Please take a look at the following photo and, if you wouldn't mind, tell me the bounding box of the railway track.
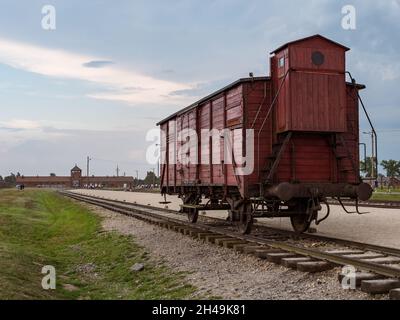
[61,191,400,298]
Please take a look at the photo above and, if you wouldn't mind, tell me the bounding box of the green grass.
[371,191,400,202]
[0,189,197,300]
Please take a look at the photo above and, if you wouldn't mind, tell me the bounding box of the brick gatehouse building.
[16,165,134,189]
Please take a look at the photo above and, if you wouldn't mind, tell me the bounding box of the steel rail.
[70,190,400,208]
[63,191,400,278]
[62,191,400,258]
[61,191,400,279]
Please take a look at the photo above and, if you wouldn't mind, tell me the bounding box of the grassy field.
[371,191,400,202]
[0,189,197,300]
[370,187,400,202]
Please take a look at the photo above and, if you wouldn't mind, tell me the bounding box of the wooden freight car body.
[158,35,374,234]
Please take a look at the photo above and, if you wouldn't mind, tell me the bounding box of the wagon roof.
[157,74,364,126]
[270,34,350,54]
[157,76,270,125]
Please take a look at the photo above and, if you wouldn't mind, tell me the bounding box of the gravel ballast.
[86,203,382,300]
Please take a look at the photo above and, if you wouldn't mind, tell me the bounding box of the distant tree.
[16,172,21,177]
[0,176,3,181]
[143,171,160,186]
[50,173,56,177]
[381,160,400,178]
[360,156,376,177]
[4,173,16,184]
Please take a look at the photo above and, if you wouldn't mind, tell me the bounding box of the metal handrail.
[346,71,378,180]
[256,69,290,177]
[257,69,290,137]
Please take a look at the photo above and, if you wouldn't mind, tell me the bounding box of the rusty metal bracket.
[315,200,330,225]
[337,197,356,214]
[337,197,369,215]
[159,193,171,205]
[355,198,369,215]
[338,134,361,184]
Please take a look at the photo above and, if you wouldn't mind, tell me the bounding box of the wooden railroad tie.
[242,246,268,254]
[390,288,400,300]
[338,272,383,288]
[265,252,298,264]
[281,257,313,269]
[361,279,400,294]
[197,233,215,240]
[222,240,249,249]
[297,261,334,273]
[214,237,237,246]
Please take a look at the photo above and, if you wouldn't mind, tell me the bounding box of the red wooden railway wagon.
[158,35,375,234]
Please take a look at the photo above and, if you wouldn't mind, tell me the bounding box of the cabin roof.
[270,34,350,54]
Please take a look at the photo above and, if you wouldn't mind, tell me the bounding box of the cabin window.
[312,51,325,66]
[278,57,285,68]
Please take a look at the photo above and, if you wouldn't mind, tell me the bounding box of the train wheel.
[290,215,311,233]
[237,202,253,235]
[289,199,317,233]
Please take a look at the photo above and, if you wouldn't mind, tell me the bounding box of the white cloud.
[0,37,196,105]
[0,118,150,155]
[0,125,54,153]
[0,119,41,130]
[0,119,89,154]
[352,50,400,82]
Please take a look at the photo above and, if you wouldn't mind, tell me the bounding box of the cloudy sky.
[0,0,399,178]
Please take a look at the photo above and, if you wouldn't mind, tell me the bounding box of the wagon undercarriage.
[171,181,373,234]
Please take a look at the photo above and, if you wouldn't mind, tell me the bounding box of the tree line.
[0,172,20,185]
[360,157,400,178]
[135,171,161,187]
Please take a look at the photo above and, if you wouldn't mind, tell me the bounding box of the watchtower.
[70,164,82,188]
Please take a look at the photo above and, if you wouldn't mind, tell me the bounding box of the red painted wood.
[160,36,363,197]
[273,36,347,133]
